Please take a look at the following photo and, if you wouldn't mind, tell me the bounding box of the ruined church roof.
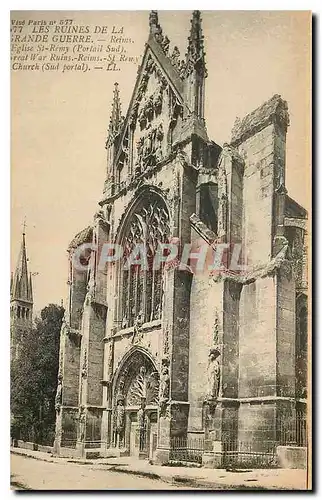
[231,94,290,146]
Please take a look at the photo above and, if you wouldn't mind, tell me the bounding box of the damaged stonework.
[54,11,308,469]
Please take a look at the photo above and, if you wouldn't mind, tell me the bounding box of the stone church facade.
[54,11,308,465]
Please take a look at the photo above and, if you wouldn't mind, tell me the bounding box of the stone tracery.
[120,193,170,329]
[114,350,159,409]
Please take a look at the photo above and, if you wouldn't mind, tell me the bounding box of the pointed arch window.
[118,194,170,329]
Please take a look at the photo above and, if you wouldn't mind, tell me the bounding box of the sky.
[11,10,311,314]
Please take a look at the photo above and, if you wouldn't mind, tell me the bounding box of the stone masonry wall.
[62,334,81,407]
[188,271,224,431]
[86,304,106,406]
[276,269,296,397]
[239,276,277,398]
[222,280,241,399]
[70,266,87,331]
[239,124,275,267]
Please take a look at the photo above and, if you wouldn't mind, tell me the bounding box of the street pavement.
[10,448,309,490]
[11,454,195,490]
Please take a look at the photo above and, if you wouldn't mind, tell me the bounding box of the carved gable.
[115,48,184,183]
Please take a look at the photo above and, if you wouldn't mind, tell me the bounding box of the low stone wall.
[16,440,36,451]
[15,440,52,453]
[276,446,307,469]
[38,444,53,453]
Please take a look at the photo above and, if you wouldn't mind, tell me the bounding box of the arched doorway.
[112,348,159,458]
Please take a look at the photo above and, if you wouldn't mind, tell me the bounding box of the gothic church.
[54,11,308,465]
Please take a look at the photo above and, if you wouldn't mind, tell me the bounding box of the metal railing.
[168,414,307,468]
[278,414,307,447]
[169,436,205,464]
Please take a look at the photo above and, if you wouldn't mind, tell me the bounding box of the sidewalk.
[10,447,308,490]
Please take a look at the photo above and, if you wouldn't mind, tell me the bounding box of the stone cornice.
[284,217,308,231]
[219,396,304,404]
[100,154,175,206]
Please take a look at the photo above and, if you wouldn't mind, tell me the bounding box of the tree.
[11,304,64,444]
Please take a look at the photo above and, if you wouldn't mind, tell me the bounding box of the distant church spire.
[186,10,207,77]
[107,82,123,142]
[11,226,33,360]
[11,229,33,303]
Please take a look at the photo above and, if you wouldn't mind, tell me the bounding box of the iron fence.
[169,436,204,464]
[61,428,77,448]
[85,415,102,449]
[221,440,277,468]
[278,414,307,447]
[168,414,307,468]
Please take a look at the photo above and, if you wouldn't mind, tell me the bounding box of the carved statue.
[154,124,164,163]
[207,347,221,400]
[161,35,170,55]
[144,129,154,158]
[132,309,144,344]
[153,87,163,115]
[136,137,144,165]
[114,397,125,447]
[138,104,147,130]
[55,374,63,413]
[154,301,161,320]
[156,123,164,142]
[179,59,186,78]
[137,398,147,452]
[122,316,128,329]
[159,362,170,415]
[171,46,180,69]
[155,31,163,44]
[78,405,86,442]
[145,96,154,122]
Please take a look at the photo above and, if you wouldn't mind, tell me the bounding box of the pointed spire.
[12,229,32,303]
[185,10,207,76]
[28,272,33,302]
[107,82,123,142]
